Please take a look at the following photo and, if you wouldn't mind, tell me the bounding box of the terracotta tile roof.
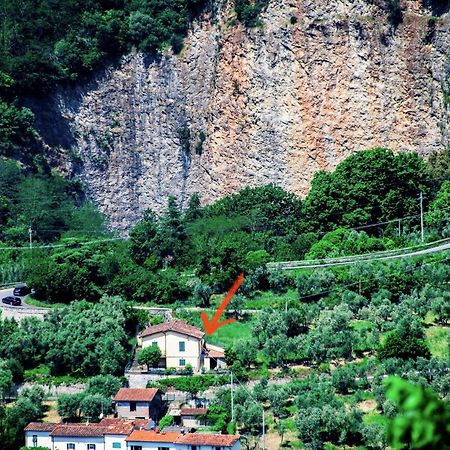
[50,424,106,437]
[139,320,204,339]
[180,408,208,415]
[208,349,225,358]
[97,418,135,435]
[126,430,180,442]
[176,433,240,447]
[113,387,159,402]
[205,343,225,358]
[25,422,59,432]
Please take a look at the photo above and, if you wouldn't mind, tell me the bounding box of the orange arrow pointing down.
[200,273,245,335]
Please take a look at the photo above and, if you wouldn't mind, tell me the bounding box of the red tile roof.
[139,320,204,339]
[50,424,106,437]
[180,408,208,415]
[25,422,59,432]
[113,388,159,402]
[208,349,225,358]
[97,418,135,435]
[176,433,240,446]
[126,430,180,442]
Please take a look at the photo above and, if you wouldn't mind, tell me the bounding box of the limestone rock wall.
[50,0,450,231]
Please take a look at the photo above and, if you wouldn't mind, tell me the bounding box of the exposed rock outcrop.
[43,0,449,231]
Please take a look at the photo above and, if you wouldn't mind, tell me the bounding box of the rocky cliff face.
[44,0,450,231]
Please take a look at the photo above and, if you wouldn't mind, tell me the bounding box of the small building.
[138,320,226,372]
[113,388,163,420]
[180,408,208,428]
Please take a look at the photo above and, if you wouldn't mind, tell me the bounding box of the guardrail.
[267,237,450,270]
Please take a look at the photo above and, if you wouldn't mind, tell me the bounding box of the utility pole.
[398,219,401,237]
[230,370,234,423]
[28,227,32,249]
[262,409,266,450]
[419,192,424,242]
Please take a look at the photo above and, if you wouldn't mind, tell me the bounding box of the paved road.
[0,287,49,320]
[271,240,450,270]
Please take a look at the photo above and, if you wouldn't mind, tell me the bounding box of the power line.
[0,237,123,251]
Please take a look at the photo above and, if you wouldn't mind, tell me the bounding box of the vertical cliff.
[45,0,449,231]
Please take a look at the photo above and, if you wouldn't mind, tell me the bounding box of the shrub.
[137,346,162,370]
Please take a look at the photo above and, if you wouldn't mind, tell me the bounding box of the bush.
[378,332,431,361]
[137,346,162,370]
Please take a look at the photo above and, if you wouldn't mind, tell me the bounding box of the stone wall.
[40,0,449,231]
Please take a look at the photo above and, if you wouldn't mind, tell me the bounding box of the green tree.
[137,346,162,370]
[385,376,450,449]
[57,393,84,420]
[307,304,358,363]
[129,210,160,266]
[0,363,13,401]
[426,180,450,233]
[192,279,212,307]
[80,394,111,421]
[302,148,429,232]
[86,375,123,398]
[158,414,174,429]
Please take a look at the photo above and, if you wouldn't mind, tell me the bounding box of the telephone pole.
[230,370,234,423]
[262,409,266,450]
[419,192,424,242]
[28,227,32,249]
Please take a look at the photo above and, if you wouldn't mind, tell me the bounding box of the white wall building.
[24,420,241,450]
[138,321,226,372]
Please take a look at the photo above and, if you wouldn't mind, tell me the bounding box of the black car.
[2,296,22,306]
[13,283,31,296]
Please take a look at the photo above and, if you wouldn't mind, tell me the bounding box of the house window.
[87,445,96,450]
[179,359,186,366]
[179,341,185,352]
[32,435,37,446]
[158,447,170,450]
[190,446,197,450]
[112,444,122,449]
[131,446,142,450]
[215,447,222,450]
[67,445,75,450]
[130,401,137,411]
[152,341,158,347]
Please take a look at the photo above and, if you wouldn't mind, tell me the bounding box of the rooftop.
[50,424,106,438]
[180,407,208,416]
[25,422,59,432]
[139,320,204,339]
[113,387,159,402]
[176,433,240,447]
[126,430,181,443]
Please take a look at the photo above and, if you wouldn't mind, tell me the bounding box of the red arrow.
[200,273,245,335]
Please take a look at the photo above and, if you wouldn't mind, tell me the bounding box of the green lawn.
[426,325,449,359]
[205,319,253,348]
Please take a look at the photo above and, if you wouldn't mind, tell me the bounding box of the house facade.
[138,321,226,372]
[113,388,163,420]
[24,419,241,450]
[24,419,134,450]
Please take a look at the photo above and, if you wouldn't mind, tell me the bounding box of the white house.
[126,429,241,450]
[24,419,241,450]
[24,419,134,450]
[138,321,226,372]
[24,423,55,449]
